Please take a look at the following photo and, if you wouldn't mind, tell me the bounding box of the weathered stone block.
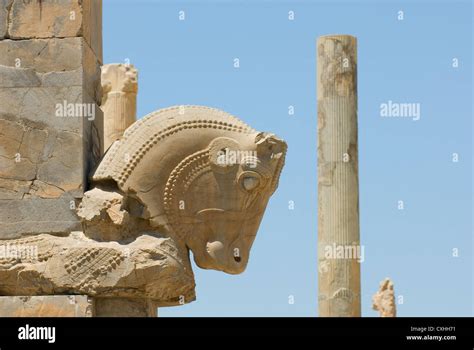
[0,178,32,199]
[94,298,158,317]
[1,86,90,132]
[0,37,82,72]
[0,295,93,317]
[0,98,102,234]
[0,197,81,238]
[0,0,13,39]
[4,0,102,61]
[0,37,104,204]
[0,37,101,102]
[0,66,42,87]
[81,0,102,62]
[0,88,102,200]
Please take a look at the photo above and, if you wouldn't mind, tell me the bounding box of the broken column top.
[101,64,138,95]
[101,63,138,150]
[372,278,397,317]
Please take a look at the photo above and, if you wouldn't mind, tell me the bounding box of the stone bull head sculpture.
[0,106,286,307]
[92,105,287,274]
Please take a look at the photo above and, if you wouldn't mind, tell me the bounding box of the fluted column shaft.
[317,35,360,317]
[101,63,138,151]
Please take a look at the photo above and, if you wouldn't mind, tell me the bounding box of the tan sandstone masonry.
[317,35,361,317]
[0,295,158,317]
[101,63,138,151]
[0,295,93,317]
[0,0,103,238]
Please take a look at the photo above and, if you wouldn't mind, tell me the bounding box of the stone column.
[101,63,138,151]
[317,35,361,317]
[0,0,103,238]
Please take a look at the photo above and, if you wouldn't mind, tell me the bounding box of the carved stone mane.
[95,105,256,186]
[93,105,282,228]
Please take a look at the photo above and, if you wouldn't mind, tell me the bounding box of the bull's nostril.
[234,256,241,263]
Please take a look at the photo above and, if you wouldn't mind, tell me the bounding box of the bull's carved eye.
[243,176,259,191]
[239,172,262,192]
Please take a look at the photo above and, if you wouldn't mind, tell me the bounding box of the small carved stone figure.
[372,278,396,317]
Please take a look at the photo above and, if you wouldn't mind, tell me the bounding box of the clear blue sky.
[103,0,473,316]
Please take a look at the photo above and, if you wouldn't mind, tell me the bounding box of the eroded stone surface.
[0,38,101,100]
[0,231,196,304]
[94,297,158,317]
[0,197,81,238]
[0,295,93,317]
[0,0,13,39]
[8,0,82,39]
[0,109,85,200]
[4,0,102,60]
[0,37,102,203]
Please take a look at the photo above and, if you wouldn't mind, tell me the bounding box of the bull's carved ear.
[255,132,287,159]
[209,137,241,173]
